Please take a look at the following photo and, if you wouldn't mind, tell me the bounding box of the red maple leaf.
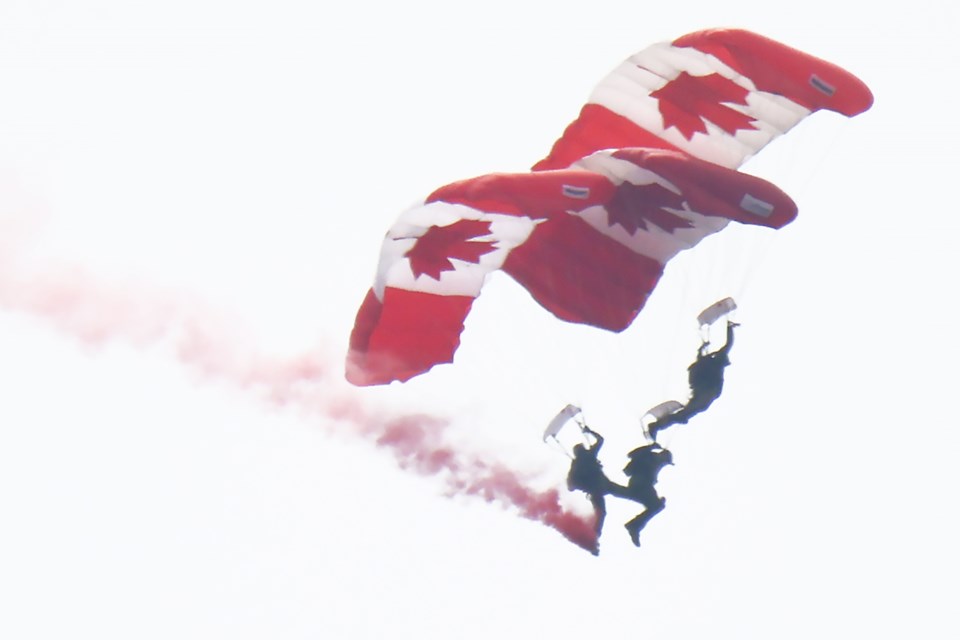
[405,219,498,280]
[605,182,694,235]
[649,71,757,140]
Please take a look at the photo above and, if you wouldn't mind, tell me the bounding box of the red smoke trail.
[0,247,598,553]
[356,411,598,553]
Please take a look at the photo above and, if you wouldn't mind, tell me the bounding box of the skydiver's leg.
[590,494,607,535]
[701,385,725,410]
[604,480,634,502]
[649,408,690,436]
[677,397,707,420]
[624,495,666,547]
[626,497,665,532]
[591,478,636,535]
[623,482,659,509]
[668,387,722,425]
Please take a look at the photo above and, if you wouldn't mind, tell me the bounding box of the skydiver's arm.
[715,321,736,356]
[582,426,604,451]
[593,432,604,451]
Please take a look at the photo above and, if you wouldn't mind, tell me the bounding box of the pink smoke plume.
[0,247,599,553]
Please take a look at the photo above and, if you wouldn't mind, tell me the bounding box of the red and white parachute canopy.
[533,28,873,171]
[346,28,873,386]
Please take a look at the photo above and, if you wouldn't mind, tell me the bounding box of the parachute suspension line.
[786,116,854,200]
[651,307,688,411]
[574,411,586,431]
[697,297,737,348]
[722,228,775,320]
[698,322,711,346]
[654,234,737,404]
[733,119,857,312]
[649,255,698,401]
[542,404,582,459]
[545,435,575,460]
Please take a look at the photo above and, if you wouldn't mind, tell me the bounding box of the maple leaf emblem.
[404,219,498,280]
[648,71,757,140]
[605,182,694,235]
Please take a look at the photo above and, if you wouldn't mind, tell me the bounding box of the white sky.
[1,2,958,638]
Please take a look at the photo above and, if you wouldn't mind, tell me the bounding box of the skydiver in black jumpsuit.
[566,426,631,536]
[567,426,673,546]
[648,320,739,437]
[621,443,673,546]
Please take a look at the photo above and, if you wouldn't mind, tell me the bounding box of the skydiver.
[566,425,632,537]
[648,320,739,437]
[621,443,673,546]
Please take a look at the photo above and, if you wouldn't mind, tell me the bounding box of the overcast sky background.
[1,2,957,638]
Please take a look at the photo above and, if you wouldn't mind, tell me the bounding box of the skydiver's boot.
[648,417,673,438]
[647,420,661,439]
[624,497,666,547]
[649,413,680,437]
